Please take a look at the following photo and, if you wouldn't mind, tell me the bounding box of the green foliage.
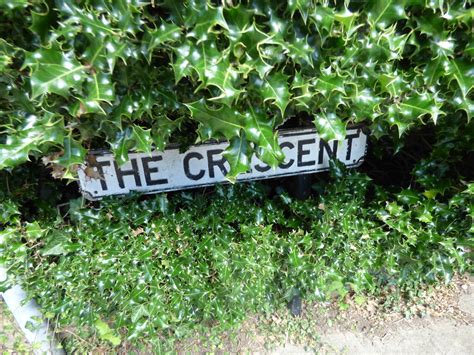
[1,164,471,350]
[1,1,472,179]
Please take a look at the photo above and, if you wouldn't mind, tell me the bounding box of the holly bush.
[1,165,471,351]
[1,0,472,179]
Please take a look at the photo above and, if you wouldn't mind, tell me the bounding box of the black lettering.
[183,152,205,180]
[207,149,228,178]
[297,139,316,167]
[96,160,110,191]
[254,162,271,172]
[114,158,142,189]
[142,156,168,185]
[318,139,338,164]
[279,141,295,169]
[345,130,360,161]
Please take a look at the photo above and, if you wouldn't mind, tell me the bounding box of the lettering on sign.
[78,126,368,200]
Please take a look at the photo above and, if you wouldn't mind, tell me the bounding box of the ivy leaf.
[223,135,252,182]
[244,106,284,169]
[131,125,153,154]
[26,47,86,99]
[367,0,407,29]
[185,99,245,141]
[313,112,346,141]
[261,73,291,116]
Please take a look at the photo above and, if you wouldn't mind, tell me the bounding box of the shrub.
[1,165,471,350]
[0,1,472,179]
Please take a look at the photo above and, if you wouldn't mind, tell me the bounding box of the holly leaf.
[142,22,181,62]
[0,113,64,169]
[109,127,133,165]
[288,0,312,23]
[314,70,346,97]
[185,2,228,43]
[313,112,346,141]
[232,23,274,78]
[223,135,252,182]
[55,135,86,177]
[378,73,410,97]
[367,0,407,29]
[291,71,314,110]
[387,92,444,135]
[310,4,336,36]
[416,11,444,37]
[26,47,86,99]
[151,116,182,151]
[399,93,443,124]
[423,56,445,87]
[76,73,115,115]
[185,41,242,105]
[245,105,284,168]
[29,9,56,44]
[41,236,69,256]
[261,73,291,116]
[282,33,314,67]
[81,36,128,72]
[185,99,245,141]
[445,59,474,99]
[350,88,382,122]
[131,125,153,154]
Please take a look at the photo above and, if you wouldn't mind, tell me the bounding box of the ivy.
[0,1,472,179]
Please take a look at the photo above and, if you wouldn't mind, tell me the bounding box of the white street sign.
[78,126,368,200]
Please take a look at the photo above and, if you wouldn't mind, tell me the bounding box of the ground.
[1,275,473,353]
[270,275,474,354]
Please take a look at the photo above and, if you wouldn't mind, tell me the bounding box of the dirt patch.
[269,274,474,354]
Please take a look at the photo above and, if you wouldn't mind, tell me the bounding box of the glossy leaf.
[26,47,86,99]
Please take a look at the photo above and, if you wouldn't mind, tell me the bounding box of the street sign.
[78,126,368,200]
